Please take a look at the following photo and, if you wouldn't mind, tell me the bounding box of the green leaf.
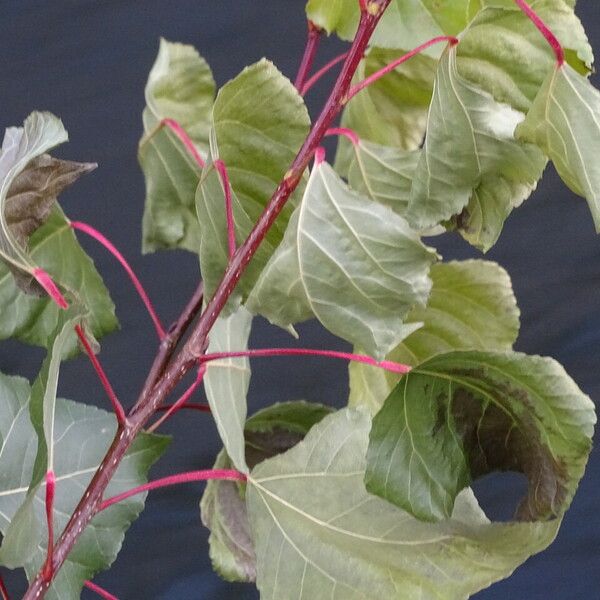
[197,59,310,305]
[139,38,216,253]
[349,260,520,413]
[336,47,436,176]
[247,407,562,600]
[0,372,169,598]
[346,140,419,215]
[366,350,595,523]
[458,1,593,114]
[204,306,253,474]
[406,46,546,237]
[247,161,437,359]
[306,0,472,48]
[516,63,600,232]
[201,401,333,583]
[0,207,118,353]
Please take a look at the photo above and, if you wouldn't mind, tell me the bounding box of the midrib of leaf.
[249,478,454,547]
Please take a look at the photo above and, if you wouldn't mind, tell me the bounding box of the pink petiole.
[213,160,237,260]
[301,52,350,96]
[41,471,56,582]
[71,221,166,340]
[84,581,120,600]
[159,118,205,169]
[514,0,564,65]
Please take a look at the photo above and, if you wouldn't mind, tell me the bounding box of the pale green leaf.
[247,407,562,600]
[139,38,216,253]
[516,63,600,232]
[197,59,310,305]
[366,351,595,522]
[0,372,169,598]
[247,162,437,359]
[201,401,333,583]
[349,260,520,414]
[0,207,118,353]
[346,140,419,214]
[306,0,472,48]
[204,306,253,473]
[458,1,593,114]
[407,45,546,233]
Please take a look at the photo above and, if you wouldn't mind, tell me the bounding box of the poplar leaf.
[516,63,600,232]
[459,1,593,114]
[204,306,253,474]
[247,162,437,360]
[247,407,563,600]
[0,372,169,598]
[335,47,436,177]
[201,401,333,583]
[197,59,310,305]
[349,260,520,414]
[366,351,595,523]
[139,38,216,253]
[306,0,472,49]
[407,46,546,233]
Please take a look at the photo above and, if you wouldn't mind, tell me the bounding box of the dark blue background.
[1,1,599,598]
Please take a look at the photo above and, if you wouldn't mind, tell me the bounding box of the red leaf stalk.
[148,364,208,433]
[159,118,206,169]
[325,127,360,146]
[200,347,411,375]
[84,581,120,600]
[99,470,247,511]
[294,20,323,91]
[42,471,56,582]
[213,160,237,260]
[346,36,459,102]
[514,0,564,65]
[0,573,9,600]
[32,268,68,309]
[70,221,165,340]
[301,51,350,95]
[74,325,127,426]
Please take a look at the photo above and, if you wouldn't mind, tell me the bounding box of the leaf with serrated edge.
[204,306,253,474]
[0,207,118,353]
[201,401,333,583]
[247,407,562,600]
[407,45,546,232]
[366,350,595,523]
[247,161,437,359]
[139,38,216,253]
[349,260,520,414]
[516,63,600,232]
[0,372,169,598]
[197,59,310,306]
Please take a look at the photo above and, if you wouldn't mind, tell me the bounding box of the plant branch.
[294,20,323,91]
[345,36,458,102]
[514,0,564,65]
[99,470,246,511]
[70,221,165,340]
[23,5,392,597]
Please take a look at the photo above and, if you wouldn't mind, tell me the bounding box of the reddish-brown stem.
[74,325,127,426]
[346,36,458,102]
[200,348,410,374]
[159,118,205,169]
[155,402,211,414]
[514,0,564,65]
[84,581,119,600]
[33,268,68,309]
[0,573,9,600]
[23,5,391,597]
[359,0,368,12]
[301,51,350,95]
[314,147,327,165]
[42,471,56,582]
[213,160,237,260]
[294,20,323,91]
[100,470,246,511]
[325,127,360,146]
[147,364,207,433]
[70,221,165,340]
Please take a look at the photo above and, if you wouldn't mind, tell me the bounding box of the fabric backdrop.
[1,2,599,598]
